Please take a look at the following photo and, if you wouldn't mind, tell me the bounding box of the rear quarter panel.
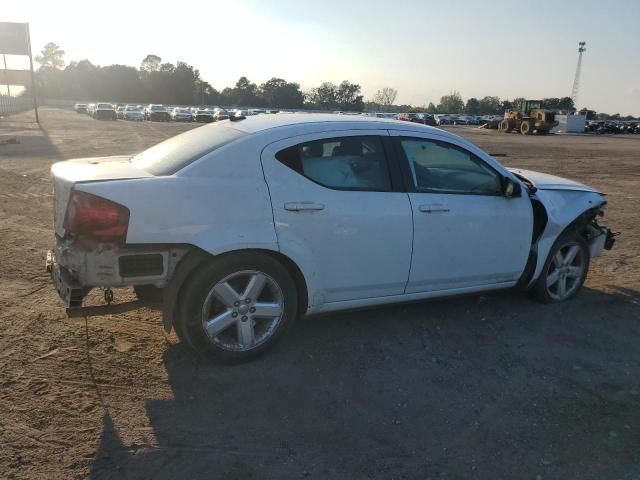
[75,138,279,254]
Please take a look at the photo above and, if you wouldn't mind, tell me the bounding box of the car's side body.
[123,105,145,121]
[194,109,214,122]
[145,104,171,122]
[48,115,612,331]
[93,103,117,121]
[172,108,193,122]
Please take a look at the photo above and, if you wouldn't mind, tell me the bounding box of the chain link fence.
[0,92,34,116]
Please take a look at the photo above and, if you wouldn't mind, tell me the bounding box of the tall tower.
[571,42,587,109]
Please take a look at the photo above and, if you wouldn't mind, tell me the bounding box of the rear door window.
[275,136,392,192]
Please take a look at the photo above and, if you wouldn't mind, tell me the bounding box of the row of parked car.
[584,120,640,134]
[74,103,265,122]
[74,102,510,128]
[360,112,502,126]
[391,112,503,126]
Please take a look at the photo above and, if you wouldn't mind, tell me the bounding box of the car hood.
[509,168,599,193]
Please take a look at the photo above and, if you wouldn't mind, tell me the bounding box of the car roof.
[225,113,443,135]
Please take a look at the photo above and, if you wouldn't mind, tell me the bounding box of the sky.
[4,0,640,114]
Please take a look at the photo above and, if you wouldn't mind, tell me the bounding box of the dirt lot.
[1,108,639,479]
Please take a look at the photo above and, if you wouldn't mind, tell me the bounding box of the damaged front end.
[575,204,617,257]
[510,168,617,287]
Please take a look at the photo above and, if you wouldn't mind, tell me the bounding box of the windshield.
[151,105,165,111]
[97,103,112,109]
[126,106,140,111]
[132,124,247,175]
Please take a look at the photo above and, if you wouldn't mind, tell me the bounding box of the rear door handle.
[419,204,450,213]
[284,202,325,212]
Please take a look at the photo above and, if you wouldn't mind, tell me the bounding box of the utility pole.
[2,54,10,97]
[570,42,586,109]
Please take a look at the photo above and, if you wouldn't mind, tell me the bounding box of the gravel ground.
[1,108,639,480]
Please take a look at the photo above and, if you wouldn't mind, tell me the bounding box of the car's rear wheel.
[532,231,590,303]
[178,252,297,362]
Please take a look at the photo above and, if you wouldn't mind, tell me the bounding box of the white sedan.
[47,115,615,362]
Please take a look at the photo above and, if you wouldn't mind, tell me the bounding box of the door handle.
[419,204,450,213]
[284,202,325,212]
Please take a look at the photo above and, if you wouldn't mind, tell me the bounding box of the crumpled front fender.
[529,189,606,286]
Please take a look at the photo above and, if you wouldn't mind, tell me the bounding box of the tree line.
[33,43,363,110]
[31,42,634,119]
[368,90,576,115]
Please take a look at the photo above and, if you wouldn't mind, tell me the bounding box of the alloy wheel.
[545,241,585,300]
[200,270,284,351]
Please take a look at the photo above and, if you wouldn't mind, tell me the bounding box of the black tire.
[520,121,533,135]
[498,119,512,133]
[531,231,590,303]
[134,284,164,303]
[177,252,298,363]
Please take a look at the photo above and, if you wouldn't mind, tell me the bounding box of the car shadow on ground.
[89,287,640,479]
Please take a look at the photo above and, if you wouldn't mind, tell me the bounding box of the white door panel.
[261,131,413,306]
[407,192,532,292]
[387,130,533,293]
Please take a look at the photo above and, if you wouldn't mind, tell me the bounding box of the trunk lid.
[51,155,152,236]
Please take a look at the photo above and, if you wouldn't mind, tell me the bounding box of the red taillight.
[63,190,130,241]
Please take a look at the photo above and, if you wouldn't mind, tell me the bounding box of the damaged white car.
[47,114,615,361]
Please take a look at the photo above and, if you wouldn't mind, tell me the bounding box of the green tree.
[373,87,398,112]
[500,99,513,113]
[511,97,526,111]
[227,76,261,106]
[557,97,575,111]
[97,64,144,102]
[195,79,220,105]
[437,91,464,114]
[62,60,99,99]
[35,42,65,69]
[426,102,437,113]
[336,80,364,111]
[306,82,338,109]
[140,54,162,73]
[477,96,501,114]
[465,97,480,115]
[579,108,598,120]
[259,78,304,108]
[541,97,560,110]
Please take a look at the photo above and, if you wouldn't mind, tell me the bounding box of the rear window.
[132,124,246,175]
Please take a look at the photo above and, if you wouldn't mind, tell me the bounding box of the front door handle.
[284,202,325,212]
[419,204,450,213]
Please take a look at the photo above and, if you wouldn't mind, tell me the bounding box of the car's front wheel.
[532,231,590,303]
[178,252,298,362]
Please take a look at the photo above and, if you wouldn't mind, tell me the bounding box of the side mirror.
[502,177,521,198]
